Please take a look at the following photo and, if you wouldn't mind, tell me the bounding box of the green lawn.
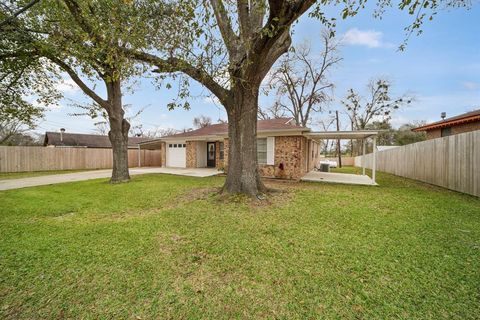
[0,169,94,180]
[1,170,479,319]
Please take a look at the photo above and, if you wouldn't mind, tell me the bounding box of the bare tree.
[1,121,28,145]
[342,78,412,130]
[193,115,212,129]
[258,102,287,120]
[139,127,179,138]
[266,33,342,127]
[317,114,336,155]
[0,124,39,145]
[342,78,412,155]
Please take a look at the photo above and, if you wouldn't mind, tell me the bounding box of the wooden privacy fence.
[354,130,480,197]
[0,146,162,173]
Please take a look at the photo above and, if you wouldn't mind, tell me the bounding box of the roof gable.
[160,118,308,140]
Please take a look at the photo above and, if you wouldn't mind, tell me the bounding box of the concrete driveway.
[0,167,220,191]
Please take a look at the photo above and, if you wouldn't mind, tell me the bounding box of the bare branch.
[48,56,107,108]
[124,49,230,106]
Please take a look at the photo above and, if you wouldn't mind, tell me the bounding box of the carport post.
[362,139,366,175]
[137,145,141,167]
[372,137,377,184]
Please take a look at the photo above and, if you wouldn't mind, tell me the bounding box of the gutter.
[412,115,480,132]
[138,127,310,145]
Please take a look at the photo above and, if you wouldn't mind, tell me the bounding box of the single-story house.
[412,109,480,140]
[44,130,151,149]
[139,118,322,179]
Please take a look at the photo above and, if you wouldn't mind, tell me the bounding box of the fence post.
[372,137,376,184]
[137,145,141,167]
[362,139,366,175]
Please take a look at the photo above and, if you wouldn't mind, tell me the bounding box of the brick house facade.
[143,118,322,180]
[181,136,318,180]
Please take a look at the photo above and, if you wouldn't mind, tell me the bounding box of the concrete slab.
[0,167,220,191]
[301,171,377,186]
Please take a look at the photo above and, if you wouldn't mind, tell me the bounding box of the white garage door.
[166,142,186,167]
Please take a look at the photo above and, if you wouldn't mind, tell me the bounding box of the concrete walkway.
[301,171,377,186]
[0,167,220,191]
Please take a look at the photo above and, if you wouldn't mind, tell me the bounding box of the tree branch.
[62,0,103,44]
[209,0,239,56]
[0,0,40,29]
[237,0,251,40]
[48,56,107,108]
[124,49,230,106]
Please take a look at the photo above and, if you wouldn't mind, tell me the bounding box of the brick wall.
[257,136,308,180]
[221,138,229,170]
[426,120,480,140]
[186,141,197,168]
[452,121,480,134]
[188,136,310,179]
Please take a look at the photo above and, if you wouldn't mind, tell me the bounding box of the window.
[441,127,452,137]
[169,144,172,148]
[257,138,267,164]
[219,142,224,160]
[183,144,186,148]
[174,144,177,148]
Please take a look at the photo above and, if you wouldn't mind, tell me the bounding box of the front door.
[207,142,216,167]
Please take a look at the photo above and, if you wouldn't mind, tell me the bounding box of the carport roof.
[304,130,380,140]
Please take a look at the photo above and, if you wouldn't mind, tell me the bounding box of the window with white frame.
[219,142,224,160]
[257,138,267,164]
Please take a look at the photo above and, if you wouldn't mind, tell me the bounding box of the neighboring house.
[377,146,400,152]
[139,118,322,179]
[43,131,150,149]
[412,109,480,140]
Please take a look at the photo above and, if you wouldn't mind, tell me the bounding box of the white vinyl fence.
[354,130,480,197]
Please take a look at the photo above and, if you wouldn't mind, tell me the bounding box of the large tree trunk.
[223,85,266,196]
[106,80,131,183]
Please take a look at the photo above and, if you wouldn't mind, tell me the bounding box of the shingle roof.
[44,132,150,148]
[412,109,480,131]
[159,118,307,139]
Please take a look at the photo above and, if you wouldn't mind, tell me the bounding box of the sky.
[35,3,480,135]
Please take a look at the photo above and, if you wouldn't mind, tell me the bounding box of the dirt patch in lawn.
[207,179,297,210]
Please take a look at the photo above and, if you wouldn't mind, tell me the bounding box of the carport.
[301,130,379,186]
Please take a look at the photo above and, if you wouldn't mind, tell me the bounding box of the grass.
[1,168,479,319]
[331,166,370,175]
[0,169,95,180]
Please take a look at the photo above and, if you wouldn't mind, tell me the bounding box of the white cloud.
[342,28,389,48]
[461,81,480,90]
[24,95,63,111]
[57,78,80,93]
[203,95,220,105]
[390,115,411,128]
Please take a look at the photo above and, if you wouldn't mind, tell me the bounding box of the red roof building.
[412,109,480,140]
